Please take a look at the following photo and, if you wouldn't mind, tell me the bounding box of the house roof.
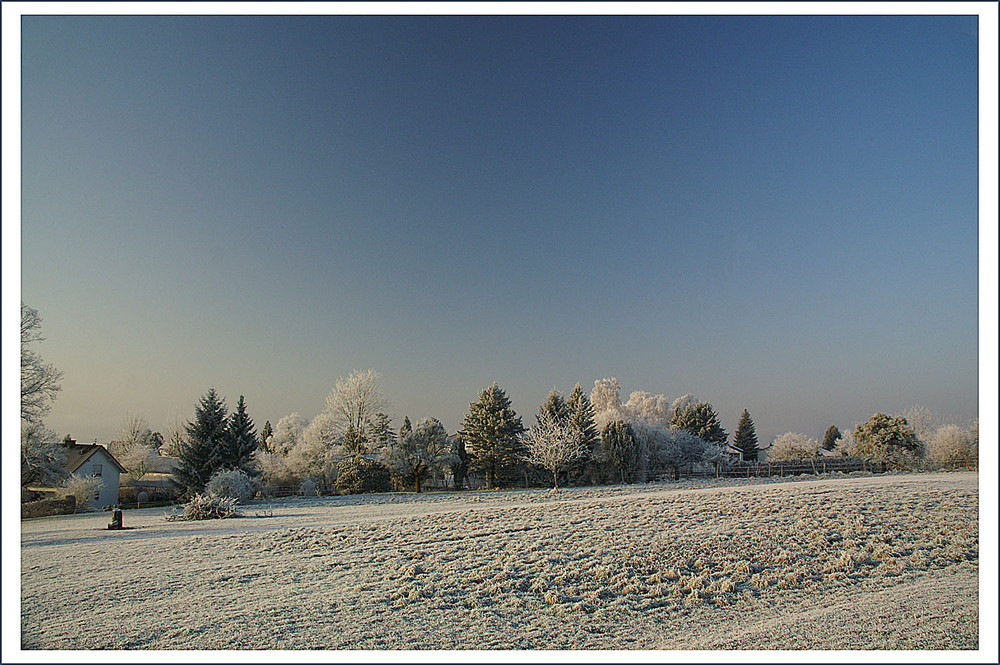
[61,443,127,475]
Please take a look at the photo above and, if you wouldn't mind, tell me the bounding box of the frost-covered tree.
[335,455,391,494]
[367,412,396,456]
[832,429,858,457]
[643,425,707,480]
[590,378,627,429]
[382,417,454,492]
[459,382,525,490]
[110,413,158,481]
[566,383,599,483]
[323,368,388,442]
[525,411,588,490]
[927,423,978,469]
[670,394,697,421]
[218,396,258,476]
[171,388,228,497]
[768,432,819,461]
[399,415,412,439]
[538,389,569,424]
[119,444,158,483]
[600,420,640,484]
[162,415,186,458]
[821,425,842,452]
[670,401,728,448]
[21,303,63,425]
[341,422,365,456]
[623,391,672,427]
[854,413,922,468]
[900,405,942,446]
[732,409,758,462]
[21,421,66,487]
[58,474,104,512]
[269,413,308,456]
[259,420,273,453]
[286,414,339,488]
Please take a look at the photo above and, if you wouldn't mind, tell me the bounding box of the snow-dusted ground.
[21,471,978,650]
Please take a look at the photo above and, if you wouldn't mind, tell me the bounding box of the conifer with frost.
[171,388,228,497]
[670,401,728,448]
[821,424,842,452]
[600,420,640,484]
[459,382,525,490]
[733,409,758,462]
[217,395,258,476]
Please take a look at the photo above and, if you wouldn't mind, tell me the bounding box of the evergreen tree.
[822,424,842,451]
[537,389,569,424]
[341,421,365,456]
[566,383,599,483]
[670,401,728,448]
[449,436,469,489]
[399,416,412,440]
[218,395,258,476]
[171,388,228,497]
[600,420,639,484]
[260,420,273,453]
[368,412,396,455]
[733,409,758,462]
[459,382,525,490]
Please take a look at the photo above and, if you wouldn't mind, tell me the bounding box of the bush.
[166,494,241,521]
[927,424,977,469]
[205,468,255,504]
[298,477,318,496]
[768,433,819,461]
[336,456,392,494]
[58,474,104,511]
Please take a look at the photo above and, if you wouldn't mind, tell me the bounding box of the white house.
[62,442,127,509]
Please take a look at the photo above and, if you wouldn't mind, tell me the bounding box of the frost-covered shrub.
[205,468,255,503]
[298,477,318,496]
[927,424,978,469]
[166,493,241,521]
[768,432,818,461]
[58,474,104,511]
[336,455,391,494]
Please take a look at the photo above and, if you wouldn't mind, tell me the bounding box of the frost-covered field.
[21,471,978,650]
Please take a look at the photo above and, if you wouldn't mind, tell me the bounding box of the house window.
[92,463,102,477]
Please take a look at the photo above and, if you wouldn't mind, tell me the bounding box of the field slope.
[20,471,978,650]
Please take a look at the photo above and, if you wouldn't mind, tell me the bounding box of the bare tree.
[21,421,66,487]
[324,369,388,440]
[21,303,63,425]
[162,415,186,458]
[524,412,587,490]
[109,413,158,482]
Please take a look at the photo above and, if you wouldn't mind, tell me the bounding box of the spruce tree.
[260,420,273,453]
[670,401,728,448]
[341,421,364,456]
[566,383,599,482]
[733,409,758,462]
[171,388,228,497]
[368,412,396,455]
[822,425,842,451]
[218,395,258,476]
[537,389,569,424]
[459,382,525,490]
[600,420,639,484]
[399,416,412,439]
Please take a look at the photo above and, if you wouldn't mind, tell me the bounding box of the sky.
[9,10,992,448]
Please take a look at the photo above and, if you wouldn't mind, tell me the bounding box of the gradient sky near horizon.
[16,13,981,445]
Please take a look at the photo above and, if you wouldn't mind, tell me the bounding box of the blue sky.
[13,13,986,445]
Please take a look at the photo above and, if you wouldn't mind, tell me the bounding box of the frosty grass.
[21,471,978,649]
